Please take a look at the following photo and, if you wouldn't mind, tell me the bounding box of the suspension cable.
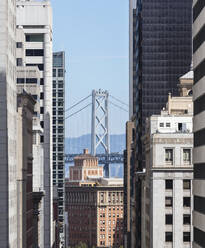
[110,95,129,107]
[110,101,128,113]
[65,103,92,120]
[65,94,91,112]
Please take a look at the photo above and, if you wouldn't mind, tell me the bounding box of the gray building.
[0,0,17,246]
[53,51,66,235]
[16,1,54,246]
[192,1,205,247]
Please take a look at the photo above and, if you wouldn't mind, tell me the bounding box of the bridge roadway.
[65,153,124,164]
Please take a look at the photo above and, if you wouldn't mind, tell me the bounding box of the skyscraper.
[53,51,65,236]
[127,0,192,246]
[16,1,54,246]
[0,0,17,246]
[192,1,205,247]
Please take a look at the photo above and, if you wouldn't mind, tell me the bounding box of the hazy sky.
[51,0,129,137]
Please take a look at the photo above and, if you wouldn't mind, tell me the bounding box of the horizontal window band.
[193,24,205,53]
[194,163,205,179]
[194,227,205,247]
[193,0,205,22]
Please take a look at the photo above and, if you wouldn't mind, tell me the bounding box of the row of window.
[165,214,190,225]
[165,148,191,163]
[165,232,190,242]
[165,197,191,208]
[165,179,191,190]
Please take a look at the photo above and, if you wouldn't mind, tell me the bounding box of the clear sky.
[51,0,129,137]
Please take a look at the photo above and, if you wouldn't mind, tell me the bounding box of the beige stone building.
[66,150,124,247]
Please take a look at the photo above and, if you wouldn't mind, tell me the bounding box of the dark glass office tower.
[53,51,66,238]
[127,0,192,247]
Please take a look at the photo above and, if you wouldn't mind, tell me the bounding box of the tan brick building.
[65,150,124,247]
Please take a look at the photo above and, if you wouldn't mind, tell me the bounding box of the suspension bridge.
[65,89,128,177]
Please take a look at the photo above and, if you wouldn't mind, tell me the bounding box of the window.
[16,42,22,48]
[183,180,191,190]
[40,107,44,114]
[165,197,173,207]
[183,197,191,207]
[165,232,173,242]
[160,122,164,127]
[25,34,44,42]
[53,69,56,77]
[166,123,171,127]
[17,78,24,84]
[183,232,190,242]
[26,49,44,56]
[16,58,23,66]
[165,149,173,163]
[183,214,191,225]
[40,92,44,100]
[58,69,64,77]
[165,214,173,225]
[40,121,44,128]
[40,78,44,85]
[26,78,37,84]
[183,149,191,163]
[165,180,173,190]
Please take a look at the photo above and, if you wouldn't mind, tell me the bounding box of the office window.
[40,107,44,114]
[165,149,173,163]
[165,232,173,242]
[26,78,37,84]
[183,214,191,225]
[166,123,171,127]
[165,180,173,190]
[183,180,191,190]
[58,69,63,77]
[165,215,173,225]
[17,78,24,84]
[16,42,22,48]
[183,197,191,207]
[40,78,44,85]
[25,34,44,42]
[165,197,173,207]
[183,232,190,242]
[26,49,44,56]
[160,122,164,127]
[183,149,191,163]
[16,58,23,66]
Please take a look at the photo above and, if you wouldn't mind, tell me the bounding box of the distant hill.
[65,134,125,154]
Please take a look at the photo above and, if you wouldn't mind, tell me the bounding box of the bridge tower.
[91,89,110,177]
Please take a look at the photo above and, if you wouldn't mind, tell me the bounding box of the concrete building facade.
[16,1,54,246]
[143,114,193,248]
[192,1,205,247]
[0,0,17,246]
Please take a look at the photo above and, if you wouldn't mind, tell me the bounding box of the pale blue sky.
[51,0,129,137]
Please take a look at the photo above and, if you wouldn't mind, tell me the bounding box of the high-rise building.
[192,1,205,247]
[52,51,65,234]
[16,26,45,247]
[0,0,17,246]
[142,74,194,247]
[127,0,193,246]
[16,1,54,246]
[65,150,123,247]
